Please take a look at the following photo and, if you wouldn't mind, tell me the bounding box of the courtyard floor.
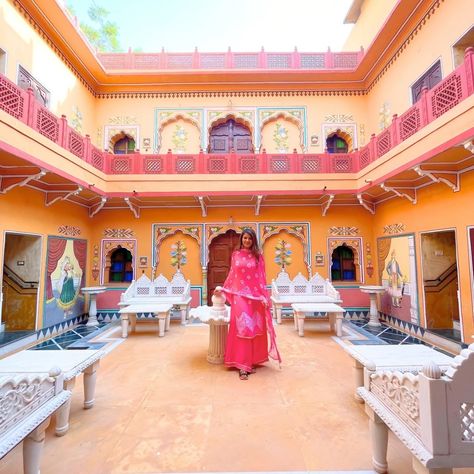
[0,319,471,474]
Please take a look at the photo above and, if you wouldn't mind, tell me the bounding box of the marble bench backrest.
[365,343,474,460]
[121,272,190,303]
[271,271,340,301]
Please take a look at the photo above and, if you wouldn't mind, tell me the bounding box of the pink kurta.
[222,249,281,372]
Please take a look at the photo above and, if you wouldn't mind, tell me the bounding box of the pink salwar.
[222,249,281,372]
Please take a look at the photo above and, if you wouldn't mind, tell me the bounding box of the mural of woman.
[56,256,78,317]
[386,250,403,307]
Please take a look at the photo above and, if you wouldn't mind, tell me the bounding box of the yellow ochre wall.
[0,0,97,138]
[343,0,398,52]
[372,170,474,339]
[363,0,474,136]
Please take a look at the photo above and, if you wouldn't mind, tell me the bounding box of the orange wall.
[373,170,474,340]
[0,185,92,328]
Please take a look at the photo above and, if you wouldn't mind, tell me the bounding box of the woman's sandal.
[239,370,249,380]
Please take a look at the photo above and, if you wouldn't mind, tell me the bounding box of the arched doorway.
[208,119,253,153]
[331,245,356,281]
[207,230,240,303]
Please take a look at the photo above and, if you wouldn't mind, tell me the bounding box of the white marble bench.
[118,303,173,338]
[0,349,103,436]
[341,344,453,403]
[292,302,344,337]
[119,273,191,325]
[271,271,341,324]
[357,343,474,474]
[0,368,70,474]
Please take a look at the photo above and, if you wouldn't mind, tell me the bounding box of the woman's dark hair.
[239,228,261,260]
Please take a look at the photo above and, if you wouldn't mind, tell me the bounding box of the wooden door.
[209,119,253,153]
[207,230,240,303]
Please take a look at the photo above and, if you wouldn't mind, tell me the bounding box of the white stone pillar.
[408,235,419,324]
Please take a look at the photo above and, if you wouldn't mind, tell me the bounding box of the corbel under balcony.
[198,196,207,217]
[124,197,140,218]
[89,197,107,218]
[380,183,417,204]
[322,194,335,217]
[45,186,83,206]
[255,195,264,216]
[356,193,375,214]
[0,170,47,194]
[413,166,460,192]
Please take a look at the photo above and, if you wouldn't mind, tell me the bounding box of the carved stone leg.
[23,418,50,474]
[55,378,76,436]
[158,316,166,337]
[165,311,171,331]
[412,458,452,474]
[367,408,388,474]
[328,312,335,332]
[296,313,305,337]
[83,362,99,409]
[276,306,282,324]
[335,312,343,337]
[353,359,364,403]
[130,313,137,333]
[180,306,187,325]
[121,314,129,338]
[293,310,298,330]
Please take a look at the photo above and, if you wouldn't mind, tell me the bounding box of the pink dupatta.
[222,249,281,365]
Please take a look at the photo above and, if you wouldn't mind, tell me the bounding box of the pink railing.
[0,49,472,176]
[97,49,364,71]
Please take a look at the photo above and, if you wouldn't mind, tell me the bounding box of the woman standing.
[214,228,281,380]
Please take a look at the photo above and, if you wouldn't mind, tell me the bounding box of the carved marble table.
[0,349,102,436]
[81,286,106,327]
[118,303,173,338]
[189,293,230,364]
[291,302,344,337]
[359,285,385,327]
[341,344,453,402]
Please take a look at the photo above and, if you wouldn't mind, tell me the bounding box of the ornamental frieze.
[103,228,135,239]
[58,225,81,237]
[328,226,359,236]
[384,223,406,234]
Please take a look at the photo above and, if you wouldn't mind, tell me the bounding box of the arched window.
[114,136,135,154]
[326,134,348,153]
[331,245,355,281]
[109,247,133,282]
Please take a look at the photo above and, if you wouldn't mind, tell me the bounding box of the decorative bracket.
[45,186,83,207]
[414,166,459,192]
[322,194,334,216]
[356,193,375,214]
[124,197,140,218]
[0,170,47,194]
[198,196,207,217]
[255,195,263,216]
[380,183,417,204]
[89,197,107,218]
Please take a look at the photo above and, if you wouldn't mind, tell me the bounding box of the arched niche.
[158,114,201,154]
[260,112,304,153]
[101,239,137,285]
[207,113,254,153]
[322,125,356,152]
[328,237,363,283]
[105,125,139,152]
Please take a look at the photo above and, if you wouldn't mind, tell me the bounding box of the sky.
[66,0,355,53]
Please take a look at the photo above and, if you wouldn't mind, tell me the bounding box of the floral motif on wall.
[384,223,406,235]
[172,125,188,153]
[71,106,83,133]
[273,122,289,152]
[274,239,292,271]
[329,226,359,236]
[58,225,81,237]
[379,102,391,130]
[170,241,187,271]
[92,244,99,281]
[366,242,374,278]
[103,228,135,238]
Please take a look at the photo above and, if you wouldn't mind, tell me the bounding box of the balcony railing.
[97,49,364,71]
[0,49,472,176]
